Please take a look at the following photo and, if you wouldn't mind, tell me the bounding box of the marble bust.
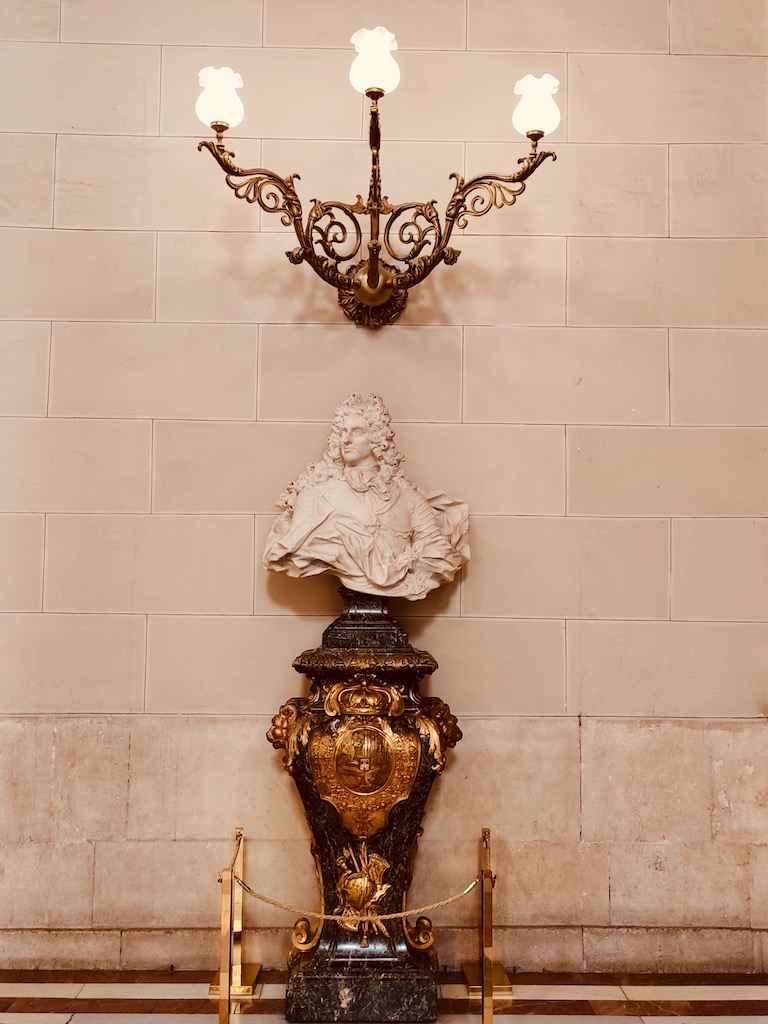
[263,394,469,600]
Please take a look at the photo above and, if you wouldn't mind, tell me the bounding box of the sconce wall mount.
[197,30,559,328]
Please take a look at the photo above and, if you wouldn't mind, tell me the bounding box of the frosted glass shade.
[512,73,561,136]
[349,26,401,94]
[196,66,245,128]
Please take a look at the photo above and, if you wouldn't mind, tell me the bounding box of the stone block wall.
[1,0,768,971]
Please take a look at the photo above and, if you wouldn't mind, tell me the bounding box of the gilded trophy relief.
[334,843,391,947]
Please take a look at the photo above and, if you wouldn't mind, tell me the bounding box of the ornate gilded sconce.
[196,27,559,327]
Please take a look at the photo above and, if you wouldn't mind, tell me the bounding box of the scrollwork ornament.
[307,201,363,264]
[383,201,442,264]
[290,915,322,954]
[404,914,435,952]
[302,250,354,291]
[226,172,304,227]
[390,250,453,292]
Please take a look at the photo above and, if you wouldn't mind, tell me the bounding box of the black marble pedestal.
[286,958,437,1022]
[267,588,462,1023]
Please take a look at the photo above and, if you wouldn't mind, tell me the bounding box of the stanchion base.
[461,962,513,1001]
[209,963,262,997]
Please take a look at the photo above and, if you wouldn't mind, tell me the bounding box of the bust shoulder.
[396,478,427,506]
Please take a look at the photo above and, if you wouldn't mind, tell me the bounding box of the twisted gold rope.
[234,873,479,924]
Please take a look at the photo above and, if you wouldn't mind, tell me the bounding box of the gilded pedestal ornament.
[264,395,469,1022]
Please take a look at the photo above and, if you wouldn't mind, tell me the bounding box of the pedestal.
[267,588,462,1022]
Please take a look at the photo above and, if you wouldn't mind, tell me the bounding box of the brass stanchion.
[210,828,261,1021]
[462,829,512,1019]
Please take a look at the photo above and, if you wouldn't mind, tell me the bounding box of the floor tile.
[0,1016,74,1023]
[433,1017,483,1024]
[624,986,768,1001]
[642,1018,768,1023]
[234,1018,285,1024]
[256,984,285,999]
[496,1019,644,1024]
[0,986,82,999]
[512,984,627,1000]
[4,971,768,1021]
[76,984,213,1000]
[439,984,469,998]
[0,971,212,985]
[70,1017,219,1024]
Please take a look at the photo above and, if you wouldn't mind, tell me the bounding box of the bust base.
[321,586,410,649]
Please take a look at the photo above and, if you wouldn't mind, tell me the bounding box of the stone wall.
[1,0,768,971]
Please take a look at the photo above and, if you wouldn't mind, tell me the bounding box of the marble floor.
[2,970,768,1021]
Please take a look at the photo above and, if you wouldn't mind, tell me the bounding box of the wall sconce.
[197,28,559,328]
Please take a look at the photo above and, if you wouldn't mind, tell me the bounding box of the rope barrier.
[233,872,480,925]
[227,829,243,871]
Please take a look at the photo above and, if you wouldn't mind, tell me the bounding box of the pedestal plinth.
[267,588,461,1023]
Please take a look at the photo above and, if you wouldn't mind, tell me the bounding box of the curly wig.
[276,394,408,510]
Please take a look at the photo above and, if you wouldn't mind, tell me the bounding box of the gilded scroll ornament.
[291,915,322,954]
[404,914,435,952]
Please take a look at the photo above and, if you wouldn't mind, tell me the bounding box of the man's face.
[340,413,376,468]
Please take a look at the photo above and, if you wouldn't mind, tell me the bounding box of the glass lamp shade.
[512,73,561,136]
[349,26,400,94]
[196,66,245,128]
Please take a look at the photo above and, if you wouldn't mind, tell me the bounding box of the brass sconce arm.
[197,137,361,293]
[445,140,557,233]
[197,138,309,251]
[385,136,557,296]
